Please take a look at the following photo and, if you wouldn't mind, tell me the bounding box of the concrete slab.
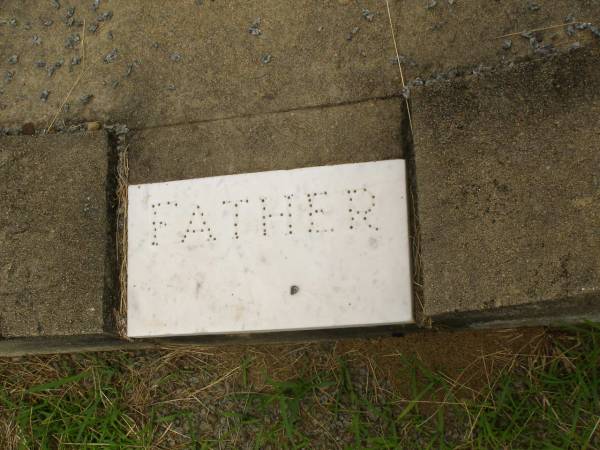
[129,98,405,184]
[0,132,116,337]
[412,47,600,326]
[1,0,598,129]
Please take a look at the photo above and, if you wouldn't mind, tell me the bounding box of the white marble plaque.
[127,160,413,337]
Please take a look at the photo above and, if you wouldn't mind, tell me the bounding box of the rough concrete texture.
[129,97,405,183]
[412,47,600,323]
[0,0,598,129]
[0,132,115,337]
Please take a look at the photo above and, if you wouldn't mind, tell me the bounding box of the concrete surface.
[412,47,600,325]
[0,132,116,337]
[129,98,405,183]
[1,0,598,129]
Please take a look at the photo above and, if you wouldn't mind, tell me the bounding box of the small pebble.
[97,11,113,21]
[51,0,60,9]
[8,55,18,65]
[362,9,375,22]
[565,25,576,37]
[290,285,299,295]
[401,86,410,99]
[24,22,32,30]
[346,26,359,41]
[87,121,101,131]
[32,35,42,45]
[47,60,63,77]
[4,71,14,83]
[66,6,75,18]
[8,18,17,27]
[527,1,540,11]
[40,90,50,102]
[111,79,119,88]
[248,17,261,35]
[426,0,437,9]
[65,33,81,49]
[170,52,182,62]
[79,94,93,104]
[576,22,591,30]
[502,39,512,50]
[126,62,134,76]
[91,0,100,11]
[104,48,118,63]
[260,53,271,64]
[152,42,160,48]
[35,60,47,68]
[569,41,581,50]
[88,23,98,33]
[565,14,575,23]
[107,30,113,40]
[166,84,176,91]
[41,18,53,27]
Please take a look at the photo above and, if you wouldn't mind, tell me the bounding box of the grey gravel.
[248,17,261,36]
[47,60,64,77]
[88,23,98,33]
[260,53,272,64]
[576,22,591,31]
[591,26,600,39]
[401,86,410,99]
[166,84,176,91]
[40,90,50,101]
[32,35,42,45]
[362,9,375,22]
[346,26,359,41]
[170,52,182,62]
[97,11,113,22]
[79,94,93,104]
[104,48,118,63]
[65,33,81,49]
[502,39,512,50]
[8,55,18,65]
[4,71,14,83]
[66,6,75,18]
[566,25,576,37]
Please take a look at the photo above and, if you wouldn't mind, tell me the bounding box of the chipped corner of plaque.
[110,124,130,339]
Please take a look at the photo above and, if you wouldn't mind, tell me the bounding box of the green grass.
[1,324,599,448]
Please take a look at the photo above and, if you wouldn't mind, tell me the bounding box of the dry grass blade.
[494,21,583,39]
[384,0,414,134]
[46,19,87,133]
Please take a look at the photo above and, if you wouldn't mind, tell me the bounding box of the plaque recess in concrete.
[127,160,413,337]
